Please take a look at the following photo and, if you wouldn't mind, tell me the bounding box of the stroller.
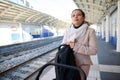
[35,44,86,80]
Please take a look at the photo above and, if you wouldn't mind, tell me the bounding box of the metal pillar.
[117,0,120,52]
[105,14,110,42]
[101,20,105,39]
[18,23,23,42]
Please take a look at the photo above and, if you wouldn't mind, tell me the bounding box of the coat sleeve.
[61,29,68,44]
[73,29,98,55]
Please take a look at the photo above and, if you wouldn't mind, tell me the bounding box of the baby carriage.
[35,44,86,80]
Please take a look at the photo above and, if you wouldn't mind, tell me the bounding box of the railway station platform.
[0,0,120,80]
[39,36,120,80]
[0,36,120,80]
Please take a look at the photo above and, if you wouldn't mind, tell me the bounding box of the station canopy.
[0,0,68,29]
[73,0,118,24]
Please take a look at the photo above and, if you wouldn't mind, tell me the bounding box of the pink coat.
[62,27,98,66]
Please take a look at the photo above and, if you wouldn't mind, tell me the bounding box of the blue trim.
[32,35,41,38]
[109,36,116,46]
[32,27,54,38]
[109,32,117,47]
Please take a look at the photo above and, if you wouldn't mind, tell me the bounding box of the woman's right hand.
[69,41,75,49]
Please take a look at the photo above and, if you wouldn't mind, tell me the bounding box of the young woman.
[62,9,98,78]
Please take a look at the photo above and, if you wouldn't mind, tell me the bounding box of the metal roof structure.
[0,0,68,29]
[73,0,118,24]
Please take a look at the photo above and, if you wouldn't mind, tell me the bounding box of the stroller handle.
[35,62,86,80]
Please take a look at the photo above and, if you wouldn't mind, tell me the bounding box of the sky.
[27,0,78,22]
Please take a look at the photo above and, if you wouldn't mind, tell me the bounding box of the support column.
[100,24,102,37]
[41,24,44,37]
[18,23,23,42]
[105,14,110,42]
[97,24,101,36]
[96,24,100,36]
[117,0,120,52]
[101,20,105,39]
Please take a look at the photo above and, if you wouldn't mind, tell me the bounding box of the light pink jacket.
[62,27,98,66]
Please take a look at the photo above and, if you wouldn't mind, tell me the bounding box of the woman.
[62,9,98,78]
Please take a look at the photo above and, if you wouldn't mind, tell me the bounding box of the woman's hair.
[84,21,90,26]
[71,9,85,18]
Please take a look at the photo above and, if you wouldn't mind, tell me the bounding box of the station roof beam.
[73,0,118,24]
[0,0,69,28]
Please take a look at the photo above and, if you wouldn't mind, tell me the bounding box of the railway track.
[0,49,58,80]
[0,36,62,56]
[0,37,62,80]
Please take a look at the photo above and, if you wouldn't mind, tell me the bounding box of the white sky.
[27,0,77,21]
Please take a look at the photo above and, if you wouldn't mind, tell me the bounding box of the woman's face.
[71,10,85,26]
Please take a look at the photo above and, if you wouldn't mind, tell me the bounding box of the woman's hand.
[69,41,75,48]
